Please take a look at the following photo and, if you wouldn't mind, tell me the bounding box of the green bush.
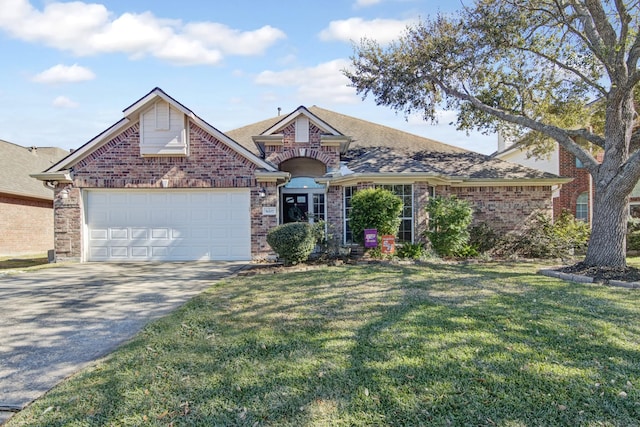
[349,188,403,244]
[628,217,640,233]
[628,231,640,251]
[266,222,317,265]
[494,211,590,259]
[468,222,500,254]
[424,196,473,257]
[396,242,425,259]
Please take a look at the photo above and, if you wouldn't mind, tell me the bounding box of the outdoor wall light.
[258,187,267,198]
[59,189,69,199]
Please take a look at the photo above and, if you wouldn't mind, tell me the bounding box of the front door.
[283,194,309,223]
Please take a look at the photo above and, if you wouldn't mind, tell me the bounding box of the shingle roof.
[0,140,69,200]
[226,105,468,156]
[226,105,562,181]
[345,147,559,179]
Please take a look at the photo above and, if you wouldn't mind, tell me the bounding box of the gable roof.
[226,105,468,156]
[228,105,567,184]
[0,140,68,200]
[39,87,277,177]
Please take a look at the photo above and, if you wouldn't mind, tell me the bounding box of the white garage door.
[86,189,251,261]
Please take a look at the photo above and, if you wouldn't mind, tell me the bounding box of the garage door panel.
[131,247,149,258]
[90,229,108,240]
[110,247,129,258]
[87,190,250,261]
[131,228,148,240]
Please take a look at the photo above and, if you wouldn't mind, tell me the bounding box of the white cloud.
[255,59,358,104]
[318,17,414,44]
[0,0,285,65]
[32,64,96,84]
[185,23,285,56]
[354,0,383,7]
[52,96,79,108]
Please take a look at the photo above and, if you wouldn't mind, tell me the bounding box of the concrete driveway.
[0,261,247,424]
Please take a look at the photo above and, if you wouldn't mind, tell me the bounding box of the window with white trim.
[576,192,589,221]
[343,184,414,244]
[376,184,413,242]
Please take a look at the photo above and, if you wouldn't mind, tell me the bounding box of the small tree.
[425,196,473,257]
[349,188,403,244]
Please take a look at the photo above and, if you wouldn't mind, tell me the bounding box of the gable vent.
[295,116,309,143]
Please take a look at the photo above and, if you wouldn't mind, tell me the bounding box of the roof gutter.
[316,172,462,186]
[450,177,573,187]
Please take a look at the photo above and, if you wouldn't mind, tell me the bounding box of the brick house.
[0,140,68,256]
[493,140,619,223]
[33,88,569,262]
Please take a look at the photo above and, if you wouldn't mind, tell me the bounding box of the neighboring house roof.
[228,105,566,183]
[0,139,68,200]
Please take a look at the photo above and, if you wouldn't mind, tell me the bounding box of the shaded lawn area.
[0,255,49,271]
[7,262,640,426]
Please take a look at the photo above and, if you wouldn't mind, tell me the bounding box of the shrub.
[349,188,403,244]
[468,222,500,254]
[266,222,317,265]
[424,196,473,257]
[396,242,425,259]
[494,211,590,259]
[628,231,640,251]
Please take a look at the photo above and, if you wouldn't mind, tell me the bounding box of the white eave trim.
[43,88,278,174]
[191,116,277,171]
[262,106,343,137]
[122,88,196,120]
[317,172,462,186]
[255,171,290,183]
[450,177,573,187]
[43,118,130,172]
[30,170,73,183]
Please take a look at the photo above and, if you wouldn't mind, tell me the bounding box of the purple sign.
[364,228,378,248]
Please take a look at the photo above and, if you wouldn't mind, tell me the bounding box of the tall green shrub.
[266,222,317,265]
[349,188,403,244]
[425,196,473,257]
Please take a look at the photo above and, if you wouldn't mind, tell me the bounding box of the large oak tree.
[346,0,640,268]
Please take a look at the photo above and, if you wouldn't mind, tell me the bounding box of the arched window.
[576,192,589,221]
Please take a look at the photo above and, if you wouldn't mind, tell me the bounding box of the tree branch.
[433,78,602,170]
[515,46,607,95]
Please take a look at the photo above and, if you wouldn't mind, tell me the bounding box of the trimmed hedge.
[266,222,317,265]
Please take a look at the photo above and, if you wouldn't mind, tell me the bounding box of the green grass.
[7,262,640,426]
[0,255,50,272]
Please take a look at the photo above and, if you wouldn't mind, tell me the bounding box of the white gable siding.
[497,143,560,176]
[140,100,188,156]
[295,116,309,143]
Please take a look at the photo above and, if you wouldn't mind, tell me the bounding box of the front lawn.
[7,262,640,426]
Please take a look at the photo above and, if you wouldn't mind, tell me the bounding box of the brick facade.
[264,122,340,170]
[0,195,54,256]
[53,121,268,262]
[45,91,560,262]
[442,185,554,233]
[555,145,593,220]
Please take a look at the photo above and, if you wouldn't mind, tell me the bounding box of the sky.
[0,0,498,155]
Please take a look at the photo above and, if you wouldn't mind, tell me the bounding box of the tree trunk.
[583,183,628,268]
